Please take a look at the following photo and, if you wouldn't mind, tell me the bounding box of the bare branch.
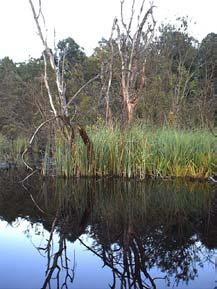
[66,74,100,107]
[120,0,135,41]
[43,52,58,116]
[103,18,118,126]
[29,0,46,48]
[112,0,155,125]
[22,116,59,170]
[136,5,155,46]
[29,0,68,117]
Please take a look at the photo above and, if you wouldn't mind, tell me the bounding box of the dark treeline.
[0,17,217,141]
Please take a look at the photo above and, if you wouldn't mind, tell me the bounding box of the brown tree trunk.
[122,90,138,127]
[77,125,95,173]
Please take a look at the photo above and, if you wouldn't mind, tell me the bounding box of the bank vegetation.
[0,0,216,179]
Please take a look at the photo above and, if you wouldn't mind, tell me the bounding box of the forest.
[0,0,216,178]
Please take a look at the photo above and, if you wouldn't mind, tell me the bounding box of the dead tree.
[104,0,156,126]
[100,19,117,128]
[24,0,98,171]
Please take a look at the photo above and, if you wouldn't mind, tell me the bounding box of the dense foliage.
[0,20,217,140]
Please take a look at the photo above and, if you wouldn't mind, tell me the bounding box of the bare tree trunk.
[101,19,117,128]
[121,83,139,126]
[105,0,155,128]
[26,0,97,172]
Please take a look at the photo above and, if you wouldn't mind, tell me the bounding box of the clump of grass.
[0,134,27,165]
[54,137,75,177]
[147,128,217,178]
[51,125,217,179]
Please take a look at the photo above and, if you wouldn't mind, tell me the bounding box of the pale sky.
[0,0,217,62]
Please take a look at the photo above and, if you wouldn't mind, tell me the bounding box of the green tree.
[141,18,199,127]
[197,33,217,126]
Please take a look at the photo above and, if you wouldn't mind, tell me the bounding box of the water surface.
[0,171,217,289]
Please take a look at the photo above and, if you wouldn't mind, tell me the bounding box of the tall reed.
[51,125,217,178]
[0,134,27,165]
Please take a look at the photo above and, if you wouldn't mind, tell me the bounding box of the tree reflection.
[0,174,216,289]
[34,180,94,289]
[37,212,75,289]
[78,221,202,289]
[78,226,162,289]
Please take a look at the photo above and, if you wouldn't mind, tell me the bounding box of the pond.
[0,171,217,289]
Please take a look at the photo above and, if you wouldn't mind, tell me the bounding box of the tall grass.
[51,125,217,178]
[0,134,27,165]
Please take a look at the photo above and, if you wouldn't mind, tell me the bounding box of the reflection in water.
[0,171,216,288]
[38,212,75,289]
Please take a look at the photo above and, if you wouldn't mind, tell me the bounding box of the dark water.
[0,172,217,289]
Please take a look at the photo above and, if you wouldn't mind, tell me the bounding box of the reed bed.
[0,134,27,165]
[52,126,217,179]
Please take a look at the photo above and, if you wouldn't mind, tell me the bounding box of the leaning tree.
[23,0,99,171]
